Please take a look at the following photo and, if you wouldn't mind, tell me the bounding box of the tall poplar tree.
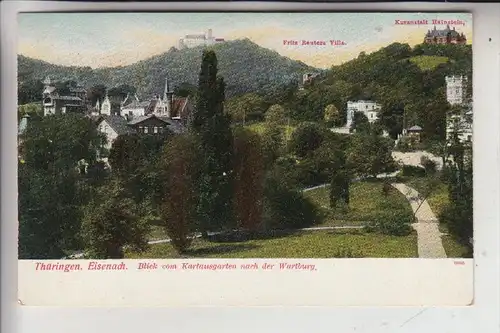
[191,50,234,236]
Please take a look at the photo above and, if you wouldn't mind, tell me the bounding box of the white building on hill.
[346,100,382,128]
[178,29,225,49]
[446,75,467,105]
[445,75,472,144]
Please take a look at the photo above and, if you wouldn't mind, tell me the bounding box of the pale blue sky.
[18,12,472,69]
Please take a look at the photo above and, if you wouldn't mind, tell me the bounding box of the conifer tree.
[191,50,234,236]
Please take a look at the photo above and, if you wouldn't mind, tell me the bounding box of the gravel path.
[392,151,443,170]
[391,183,447,258]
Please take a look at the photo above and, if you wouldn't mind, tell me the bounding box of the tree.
[260,125,286,169]
[18,164,85,259]
[324,104,340,126]
[378,95,405,139]
[265,104,288,126]
[289,122,326,158]
[18,102,43,121]
[20,114,103,171]
[225,93,267,124]
[81,179,149,259]
[108,84,137,101]
[108,134,146,177]
[174,82,197,98]
[262,167,322,230]
[157,134,200,253]
[439,139,473,254]
[18,79,44,105]
[87,84,107,106]
[191,50,235,236]
[232,129,265,232]
[330,170,350,208]
[18,114,104,259]
[347,133,396,178]
[350,111,370,134]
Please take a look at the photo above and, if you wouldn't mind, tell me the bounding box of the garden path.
[391,183,447,258]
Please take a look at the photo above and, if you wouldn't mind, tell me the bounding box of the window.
[144,127,148,134]
[139,126,143,133]
[154,126,158,134]
[158,127,163,133]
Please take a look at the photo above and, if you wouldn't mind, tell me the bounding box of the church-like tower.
[100,90,111,115]
[446,75,467,106]
[163,77,174,117]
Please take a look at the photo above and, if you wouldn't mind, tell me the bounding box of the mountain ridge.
[18,39,319,102]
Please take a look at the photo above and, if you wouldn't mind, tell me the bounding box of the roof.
[127,114,186,134]
[185,34,206,39]
[99,115,134,135]
[122,100,151,109]
[43,86,56,94]
[69,87,86,93]
[426,25,463,38]
[54,95,82,101]
[408,125,423,131]
[157,117,186,134]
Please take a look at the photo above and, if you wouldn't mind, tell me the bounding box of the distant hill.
[18,39,317,102]
[279,42,472,139]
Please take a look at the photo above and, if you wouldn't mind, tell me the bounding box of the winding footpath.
[391,183,447,258]
[67,169,446,259]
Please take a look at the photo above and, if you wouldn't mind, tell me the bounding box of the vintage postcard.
[17,12,473,306]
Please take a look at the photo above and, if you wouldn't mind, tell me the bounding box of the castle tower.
[164,77,174,117]
[446,75,467,106]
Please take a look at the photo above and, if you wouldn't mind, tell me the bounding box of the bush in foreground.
[365,211,414,236]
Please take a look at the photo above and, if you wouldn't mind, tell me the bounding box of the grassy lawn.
[126,229,418,259]
[409,55,449,71]
[403,176,449,217]
[303,181,413,227]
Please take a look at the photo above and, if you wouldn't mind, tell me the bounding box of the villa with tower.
[424,25,467,45]
[42,76,86,116]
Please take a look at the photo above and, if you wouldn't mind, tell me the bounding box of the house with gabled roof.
[42,76,86,116]
[96,115,135,150]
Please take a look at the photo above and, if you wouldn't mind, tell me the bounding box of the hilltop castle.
[178,29,225,50]
[424,25,467,45]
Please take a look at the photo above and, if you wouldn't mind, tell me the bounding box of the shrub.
[382,182,392,196]
[401,165,426,177]
[365,211,414,236]
[262,170,323,230]
[421,156,437,174]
